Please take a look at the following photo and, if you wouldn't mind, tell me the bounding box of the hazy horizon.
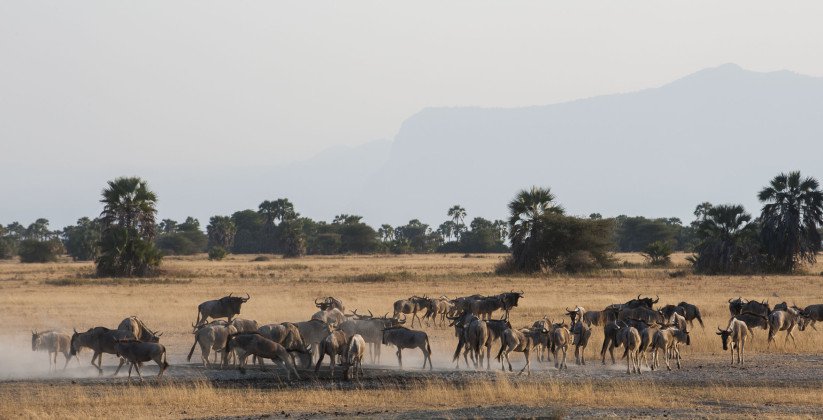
[3,1,823,229]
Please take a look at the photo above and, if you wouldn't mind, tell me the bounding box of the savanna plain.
[2,253,823,419]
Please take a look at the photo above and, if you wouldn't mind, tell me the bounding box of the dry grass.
[2,252,823,418]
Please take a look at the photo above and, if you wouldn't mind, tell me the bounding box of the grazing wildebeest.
[113,339,169,381]
[571,321,591,365]
[495,326,534,375]
[117,316,161,343]
[311,308,346,326]
[225,333,300,380]
[344,334,366,381]
[393,296,429,327]
[32,330,74,371]
[315,330,350,376]
[230,318,260,333]
[70,327,135,374]
[625,295,659,309]
[315,296,345,312]
[551,322,570,370]
[194,293,250,327]
[187,321,238,368]
[614,322,642,374]
[768,308,799,348]
[717,318,749,365]
[650,327,689,371]
[796,304,823,331]
[381,326,433,370]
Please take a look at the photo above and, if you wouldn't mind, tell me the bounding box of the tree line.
[2,171,820,277]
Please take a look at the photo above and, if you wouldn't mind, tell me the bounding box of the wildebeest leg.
[314,350,325,373]
[518,351,530,376]
[675,344,682,369]
[505,348,513,372]
[113,357,126,376]
[127,362,134,382]
[92,351,103,375]
[396,348,402,368]
[787,326,797,347]
[134,362,144,382]
[486,343,492,370]
[62,351,72,370]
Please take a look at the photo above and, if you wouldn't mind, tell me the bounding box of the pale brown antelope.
[650,327,690,371]
[768,308,799,348]
[315,330,350,377]
[32,330,75,371]
[343,334,366,381]
[495,326,534,375]
[717,318,749,365]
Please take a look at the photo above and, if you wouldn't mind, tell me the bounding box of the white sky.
[2,1,823,226]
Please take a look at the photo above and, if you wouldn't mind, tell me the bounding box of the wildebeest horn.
[566,307,574,313]
[229,292,233,297]
[156,332,163,337]
[399,314,407,323]
[728,298,733,303]
[315,297,322,306]
[244,293,250,301]
[73,328,78,334]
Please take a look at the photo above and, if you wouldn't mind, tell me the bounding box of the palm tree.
[100,177,158,239]
[507,186,564,271]
[378,224,395,242]
[447,205,467,241]
[96,177,161,277]
[690,204,760,274]
[207,216,236,250]
[758,171,823,272]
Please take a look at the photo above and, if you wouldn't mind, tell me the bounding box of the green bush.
[642,241,673,266]
[18,239,63,263]
[0,238,14,260]
[207,246,228,261]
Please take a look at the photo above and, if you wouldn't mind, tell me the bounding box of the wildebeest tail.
[162,346,170,369]
[696,310,704,328]
[187,335,198,362]
[452,335,465,362]
[495,342,505,361]
[426,336,432,357]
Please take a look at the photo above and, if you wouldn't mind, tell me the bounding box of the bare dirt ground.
[2,253,823,419]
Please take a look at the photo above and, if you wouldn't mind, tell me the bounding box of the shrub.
[18,239,63,263]
[642,241,672,266]
[208,246,228,261]
[0,238,14,260]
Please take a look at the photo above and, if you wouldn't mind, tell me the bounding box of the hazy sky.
[2,1,823,227]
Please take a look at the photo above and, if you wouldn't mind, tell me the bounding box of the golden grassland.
[2,253,823,418]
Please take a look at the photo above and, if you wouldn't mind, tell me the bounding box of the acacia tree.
[96,177,162,277]
[507,186,564,272]
[758,171,823,272]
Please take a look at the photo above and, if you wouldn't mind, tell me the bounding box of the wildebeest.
[464,316,491,369]
[613,322,642,374]
[497,291,524,319]
[294,319,335,363]
[113,339,169,381]
[449,311,481,368]
[530,318,552,363]
[618,306,663,325]
[393,296,430,327]
[735,312,770,338]
[470,296,506,320]
[565,306,585,325]
[600,321,622,365]
[311,308,346,326]
[583,305,620,327]
[225,333,300,380]
[728,297,745,317]
[625,295,659,309]
[571,321,591,365]
[194,293,250,327]
[315,296,345,312]
[796,304,823,331]
[70,327,135,374]
[650,327,689,371]
[315,330,349,376]
[495,326,534,375]
[344,334,366,381]
[32,330,74,371]
[257,322,311,368]
[339,311,404,364]
[551,322,570,370]
[729,298,770,318]
[381,326,432,370]
[230,318,260,333]
[117,316,161,343]
[423,296,453,327]
[674,302,704,328]
[717,318,749,365]
[187,320,238,368]
[768,308,799,347]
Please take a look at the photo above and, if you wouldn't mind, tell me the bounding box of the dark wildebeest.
[70,327,135,374]
[449,311,478,368]
[661,302,704,329]
[600,321,623,365]
[194,293,250,327]
[497,291,524,319]
[225,333,300,380]
[470,296,505,320]
[393,296,429,327]
[32,330,75,371]
[728,297,746,317]
[796,304,823,331]
[118,316,161,342]
[571,321,591,365]
[382,326,433,370]
[730,298,770,319]
[113,339,169,381]
[625,295,659,309]
[735,312,770,339]
[315,296,345,312]
[618,306,663,325]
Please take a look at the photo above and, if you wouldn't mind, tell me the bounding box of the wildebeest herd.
[29,292,823,381]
